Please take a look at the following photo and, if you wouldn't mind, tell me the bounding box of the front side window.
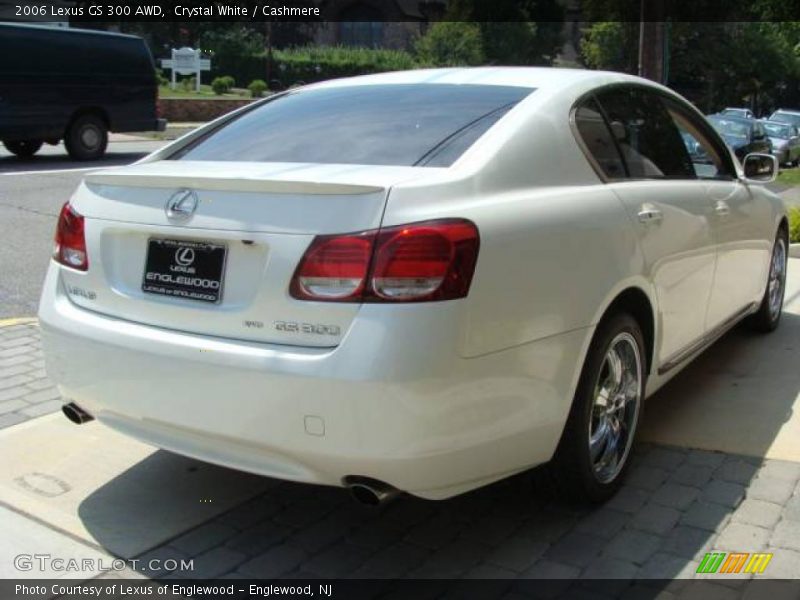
[667,109,733,179]
[593,87,694,179]
[171,84,534,167]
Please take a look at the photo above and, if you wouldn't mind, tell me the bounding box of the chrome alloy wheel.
[768,237,787,321]
[588,332,642,484]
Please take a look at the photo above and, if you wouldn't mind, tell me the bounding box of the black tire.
[746,228,788,333]
[3,139,43,158]
[550,313,647,504]
[64,114,108,161]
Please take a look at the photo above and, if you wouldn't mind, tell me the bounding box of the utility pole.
[265,21,273,89]
[638,0,666,84]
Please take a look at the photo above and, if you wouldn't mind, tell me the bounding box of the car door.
[752,121,771,155]
[585,86,718,367]
[665,104,769,330]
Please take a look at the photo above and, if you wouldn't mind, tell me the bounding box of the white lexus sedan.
[39,68,787,504]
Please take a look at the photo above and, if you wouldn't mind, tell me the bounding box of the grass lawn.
[159,84,250,100]
[777,168,800,187]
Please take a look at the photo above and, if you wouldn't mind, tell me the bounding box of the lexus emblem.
[166,189,198,221]
[174,247,195,267]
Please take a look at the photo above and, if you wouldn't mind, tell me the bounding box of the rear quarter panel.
[384,93,650,359]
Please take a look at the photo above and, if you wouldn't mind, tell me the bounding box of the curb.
[0,317,37,328]
[791,243,800,259]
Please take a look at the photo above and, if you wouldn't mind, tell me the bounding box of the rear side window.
[574,98,627,179]
[593,87,694,179]
[171,84,534,167]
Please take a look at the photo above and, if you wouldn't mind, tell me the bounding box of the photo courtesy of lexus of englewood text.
[1,1,800,598]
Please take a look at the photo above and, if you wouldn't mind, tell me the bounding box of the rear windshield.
[170,83,534,167]
[771,112,800,127]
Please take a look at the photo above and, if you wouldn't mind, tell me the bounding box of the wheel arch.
[65,107,110,136]
[591,284,657,378]
[778,215,789,236]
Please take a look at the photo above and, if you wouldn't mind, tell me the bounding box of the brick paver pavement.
[3,320,800,584]
[0,320,59,429]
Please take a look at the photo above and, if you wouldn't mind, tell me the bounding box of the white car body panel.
[39,67,786,499]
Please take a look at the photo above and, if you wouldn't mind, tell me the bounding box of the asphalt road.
[0,139,166,318]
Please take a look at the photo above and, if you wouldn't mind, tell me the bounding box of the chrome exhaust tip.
[62,402,94,425]
[344,476,400,506]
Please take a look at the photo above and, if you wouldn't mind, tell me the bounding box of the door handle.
[637,205,663,223]
[714,200,731,217]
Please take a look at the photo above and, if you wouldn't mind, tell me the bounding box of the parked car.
[0,24,166,160]
[707,114,772,160]
[769,109,800,130]
[721,107,755,119]
[39,68,786,505]
[762,120,800,167]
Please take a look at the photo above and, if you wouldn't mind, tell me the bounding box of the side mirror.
[742,153,778,183]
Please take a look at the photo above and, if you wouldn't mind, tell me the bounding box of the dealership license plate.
[142,239,227,304]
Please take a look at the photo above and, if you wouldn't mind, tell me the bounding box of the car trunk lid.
[61,161,436,347]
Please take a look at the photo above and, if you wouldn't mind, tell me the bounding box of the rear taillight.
[290,219,479,303]
[53,202,88,271]
[290,232,374,301]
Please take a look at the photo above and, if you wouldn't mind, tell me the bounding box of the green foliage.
[248,79,268,98]
[414,22,484,67]
[200,27,265,82]
[479,22,539,65]
[273,46,417,85]
[788,206,800,244]
[179,76,196,92]
[155,68,169,87]
[211,76,234,95]
[580,21,800,114]
[581,22,635,72]
[443,0,564,64]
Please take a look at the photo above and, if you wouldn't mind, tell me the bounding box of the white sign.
[161,47,211,92]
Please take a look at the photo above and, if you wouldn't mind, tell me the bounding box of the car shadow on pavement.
[76,316,800,586]
[0,152,149,173]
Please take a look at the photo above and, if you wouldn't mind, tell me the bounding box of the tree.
[579,20,800,115]
[414,22,485,66]
[580,22,637,73]
[441,0,565,65]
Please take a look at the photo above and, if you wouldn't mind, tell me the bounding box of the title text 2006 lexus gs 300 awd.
[40,68,787,504]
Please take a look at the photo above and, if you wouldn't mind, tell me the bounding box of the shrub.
[180,76,196,92]
[200,27,266,88]
[155,68,169,87]
[789,206,800,243]
[248,79,268,97]
[414,22,484,67]
[211,76,234,95]
[272,46,417,87]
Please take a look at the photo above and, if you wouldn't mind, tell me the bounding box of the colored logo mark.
[696,552,773,574]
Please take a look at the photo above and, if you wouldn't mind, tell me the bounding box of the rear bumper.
[38,264,587,499]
